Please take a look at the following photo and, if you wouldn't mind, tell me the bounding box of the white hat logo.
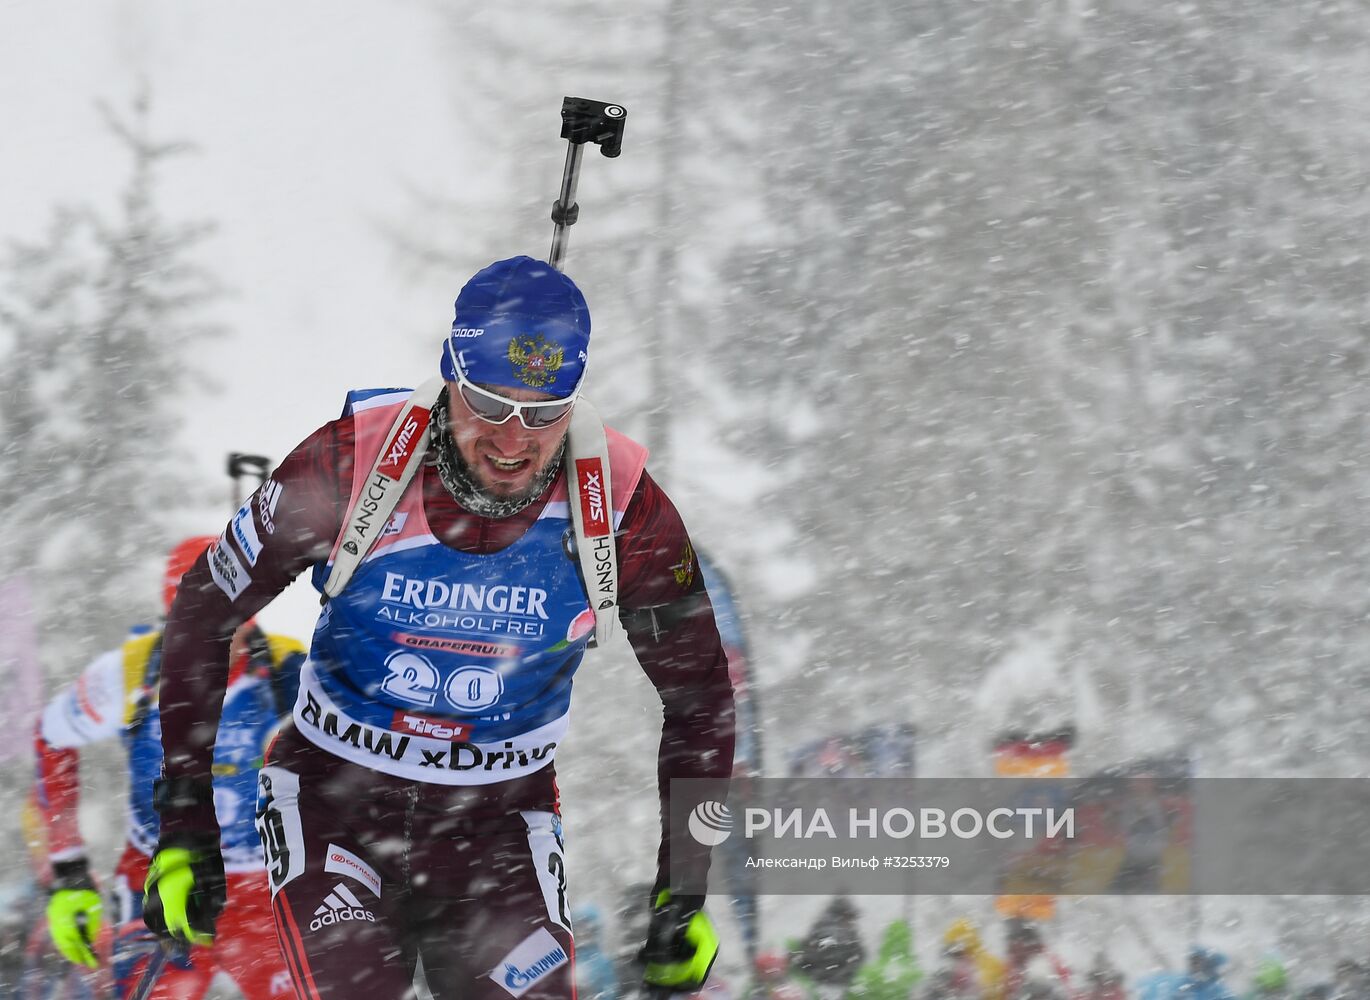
[687,801,733,846]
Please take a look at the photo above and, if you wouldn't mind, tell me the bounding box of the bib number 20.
[379,651,504,712]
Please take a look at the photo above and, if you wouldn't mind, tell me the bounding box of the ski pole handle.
[226,452,271,507]
[548,96,627,271]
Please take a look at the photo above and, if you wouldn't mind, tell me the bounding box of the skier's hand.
[47,857,102,968]
[638,889,719,993]
[144,776,225,948]
[143,833,226,948]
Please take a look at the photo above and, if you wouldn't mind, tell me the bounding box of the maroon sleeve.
[157,418,354,838]
[616,471,736,893]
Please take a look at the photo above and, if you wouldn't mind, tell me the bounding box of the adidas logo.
[309,883,377,931]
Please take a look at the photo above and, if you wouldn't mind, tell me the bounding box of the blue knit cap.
[439,256,590,398]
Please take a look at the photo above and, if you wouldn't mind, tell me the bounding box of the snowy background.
[3,0,1370,994]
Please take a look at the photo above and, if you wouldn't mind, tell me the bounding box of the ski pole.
[548,96,627,271]
[128,943,186,1000]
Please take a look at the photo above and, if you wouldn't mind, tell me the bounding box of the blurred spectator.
[1021,981,1065,1000]
[1087,955,1127,1000]
[930,919,1004,1000]
[790,897,866,995]
[847,919,921,1000]
[1249,958,1290,1000]
[1002,920,1075,1000]
[1333,962,1368,1000]
[1003,921,1045,1000]
[1178,948,1236,1000]
[753,951,807,1000]
[1137,967,1186,1000]
[1110,776,1170,893]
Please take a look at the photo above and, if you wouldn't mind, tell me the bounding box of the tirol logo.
[310,883,377,932]
[490,927,568,998]
[378,411,429,479]
[688,800,733,846]
[392,711,472,742]
[574,459,609,537]
[507,335,564,389]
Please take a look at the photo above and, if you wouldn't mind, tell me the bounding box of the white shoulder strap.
[322,377,444,599]
[565,398,619,647]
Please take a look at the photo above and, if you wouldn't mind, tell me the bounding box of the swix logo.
[378,411,429,478]
[386,417,420,466]
[309,883,376,932]
[574,458,609,537]
[392,711,472,742]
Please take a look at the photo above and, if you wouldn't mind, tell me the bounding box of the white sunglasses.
[446,342,580,430]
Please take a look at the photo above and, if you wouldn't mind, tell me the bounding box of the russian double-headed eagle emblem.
[672,539,697,588]
[507,335,564,389]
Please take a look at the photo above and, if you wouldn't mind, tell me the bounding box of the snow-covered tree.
[0,95,221,683]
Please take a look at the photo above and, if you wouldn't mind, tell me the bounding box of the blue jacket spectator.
[1139,948,1236,1000]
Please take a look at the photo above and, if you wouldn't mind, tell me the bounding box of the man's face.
[445,382,571,503]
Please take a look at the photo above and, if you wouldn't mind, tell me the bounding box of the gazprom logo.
[490,927,569,996]
[688,800,733,846]
[504,948,567,990]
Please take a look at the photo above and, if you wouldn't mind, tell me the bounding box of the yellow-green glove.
[143,838,226,949]
[144,777,226,950]
[47,858,102,969]
[639,889,719,993]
